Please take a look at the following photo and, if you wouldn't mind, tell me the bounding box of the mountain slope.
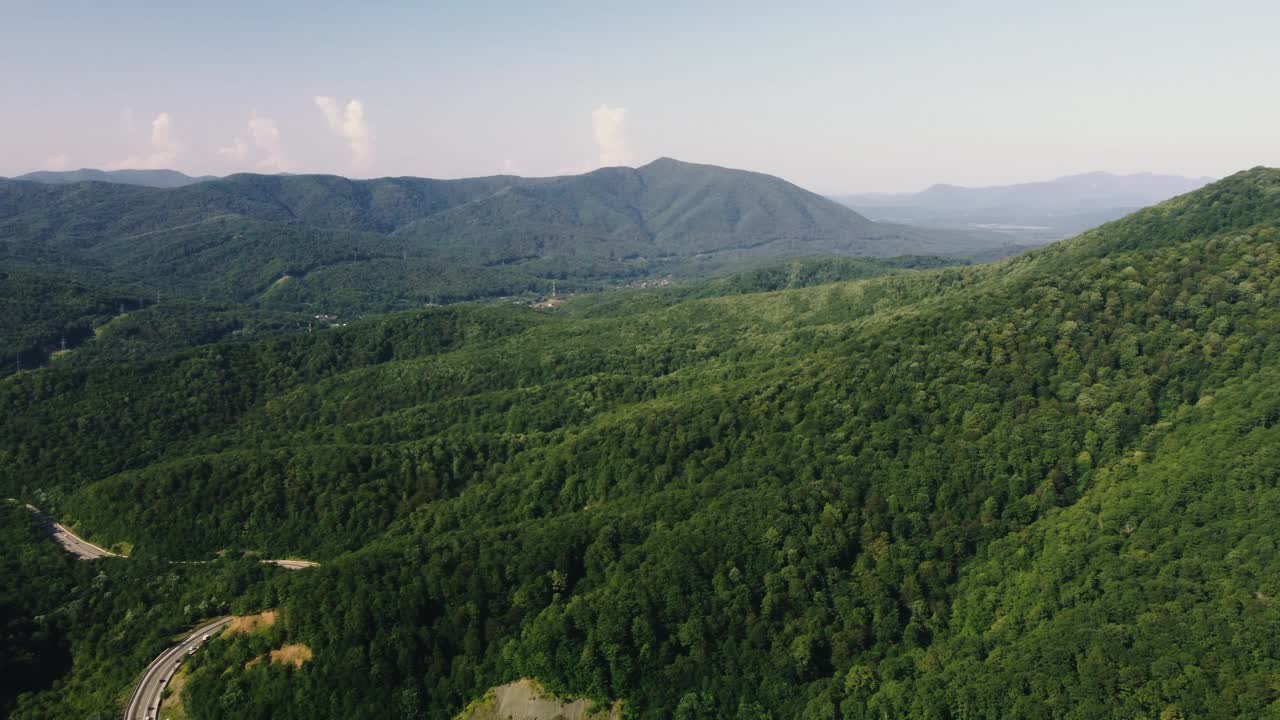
[0,159,1015,321]
[11,168,217,188]
[907,363,1280,719]
[5,168,1280,718]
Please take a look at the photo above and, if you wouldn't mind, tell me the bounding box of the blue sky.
[2,0,1277,191]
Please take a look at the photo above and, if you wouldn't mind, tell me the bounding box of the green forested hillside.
[0,159,1010,328]
[0,502,282,719]
[3,168,1280,718]
[0,266,136,369]
[0,263,324,378]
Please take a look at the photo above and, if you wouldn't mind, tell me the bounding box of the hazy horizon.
[6,162,1221,197]
[4,1,1277,193]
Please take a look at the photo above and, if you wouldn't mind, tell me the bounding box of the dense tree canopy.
[3,168,1280,718]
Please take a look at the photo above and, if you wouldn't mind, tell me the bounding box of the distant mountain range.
[9,168,217,188]
[10,166,1206,249]
[1,158,1017,315]
[833,171,1214,242]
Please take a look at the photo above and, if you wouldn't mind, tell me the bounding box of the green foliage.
[0,503,281,719]
[0,265,135,369]
[0,503,74,716]
[885,367,1280,719]
[1,158,1011,325]
[0,264,325,378]
[4,167,1280,718]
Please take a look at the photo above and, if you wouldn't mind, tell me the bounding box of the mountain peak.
[638,156,723,174]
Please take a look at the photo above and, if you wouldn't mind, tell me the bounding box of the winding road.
[23,503,123,559]
[14,501,317,719]
[123,617,231,720]
[21,502,317,569]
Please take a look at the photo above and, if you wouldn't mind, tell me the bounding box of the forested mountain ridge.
[0,158,1013,318]
[2,158,965,247]
[0,158,1013,373]
[10,167,217,188]
[4,167,1280,718]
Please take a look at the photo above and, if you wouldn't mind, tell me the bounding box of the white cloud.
[592,104,634,168]
[218,113,288,172]
[314,96,373,170]
[218,136,248,162]
[150,114,180,160]
[248,111,289,172]
[41,153,71,171]
[108,112,181,169]
[501,158,522,175]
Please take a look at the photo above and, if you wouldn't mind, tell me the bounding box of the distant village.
[524,276,675,310]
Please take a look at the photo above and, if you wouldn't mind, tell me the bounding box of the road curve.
[20,502,317,568]
[11,501,315,717]
[124,617,231,720]
[23,504,122,559]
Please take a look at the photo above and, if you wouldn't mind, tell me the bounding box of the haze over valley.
[834,170,1214,245]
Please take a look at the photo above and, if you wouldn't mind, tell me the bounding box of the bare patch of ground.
[261,559,319,569]
[223,610,277,636]
[455,679,620,720]
[269,643,313,668]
